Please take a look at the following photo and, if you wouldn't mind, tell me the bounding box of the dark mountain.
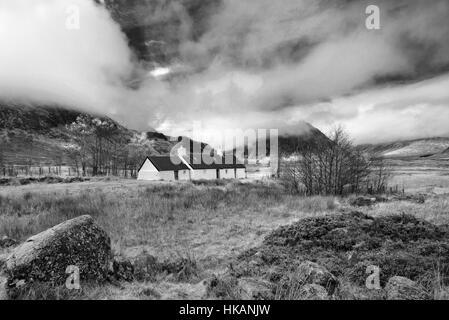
[0,102,81,133]
[230,122,331,158]
[277,123,331,155]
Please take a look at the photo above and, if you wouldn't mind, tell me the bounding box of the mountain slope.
[0,103,84,166]
[229,122,331,159]
[278,123,331,155]
[0,104,173,166]
[360,137,449,159]
[0,103,223,167]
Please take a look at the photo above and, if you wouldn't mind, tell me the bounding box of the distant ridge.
[359,137,449,159]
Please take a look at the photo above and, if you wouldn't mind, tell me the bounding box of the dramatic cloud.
[0,0,136,118]
[1,0,449,146]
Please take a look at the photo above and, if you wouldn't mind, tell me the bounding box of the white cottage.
[137,156,190,181]
[137,154,246,181]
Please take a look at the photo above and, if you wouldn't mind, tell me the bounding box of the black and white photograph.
[1,0,449,306]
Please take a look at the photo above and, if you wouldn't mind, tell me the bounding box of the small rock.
[385,276,429,300]
[238,277,274,300]
[132,253,161,282]
[205,275,241,299]
[328,227,348,238]
[350,196,376,207]
[296,261,339,295]
[0,236,17,249]
[15,279,26,288]
[111,258,134,282]
[299,284,329,300]
[140,287,161,299]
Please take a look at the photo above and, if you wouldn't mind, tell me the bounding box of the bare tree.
[367,157,392,194]
[282,126,381,196]
[67,115,127,176]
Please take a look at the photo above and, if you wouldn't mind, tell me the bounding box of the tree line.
[65,115,149,177]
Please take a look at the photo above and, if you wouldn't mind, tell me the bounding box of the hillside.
[0,104,175,167]
[0,103,83,166]
[360,137,449,159]
[0,104,226,168]
[230,122,331,159]
[0,102,81,133]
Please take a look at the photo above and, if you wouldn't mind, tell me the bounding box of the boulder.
[385,276,429,300]
[296,261,339,295]
[299,284,329,300]
[5,215,111,288]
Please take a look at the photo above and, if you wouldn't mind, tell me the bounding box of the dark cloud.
[103,0,222,64]
[1,0,449,145]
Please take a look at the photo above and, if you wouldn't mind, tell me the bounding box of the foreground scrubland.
[1,177,449,300]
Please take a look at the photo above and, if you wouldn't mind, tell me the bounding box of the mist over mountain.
[1,1,449,144]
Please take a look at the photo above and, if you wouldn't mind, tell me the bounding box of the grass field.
[387,158,449,194]
[1,166,449,299]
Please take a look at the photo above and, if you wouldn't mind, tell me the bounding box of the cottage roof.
[145,156,189,171]
[141,154,246,172]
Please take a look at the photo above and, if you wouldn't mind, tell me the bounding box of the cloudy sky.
[1,0,449,146]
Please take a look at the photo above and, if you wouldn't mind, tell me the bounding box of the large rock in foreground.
[5,215,111,288]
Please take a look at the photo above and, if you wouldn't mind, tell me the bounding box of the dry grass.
[0,180,337,264]
[356,196,449,225]
[1,173,449,300]
[0,179,338,299]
